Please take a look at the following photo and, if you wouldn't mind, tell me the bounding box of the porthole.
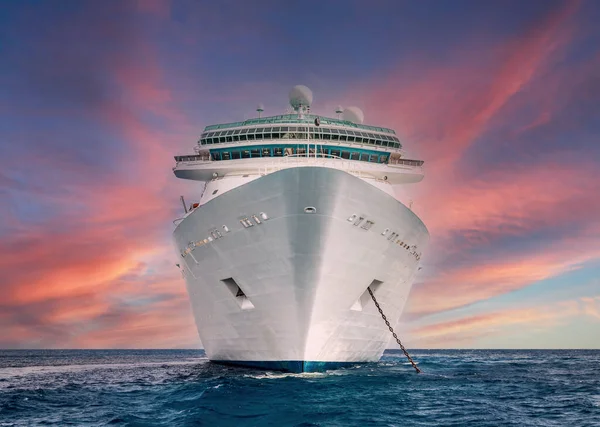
[212,189,219,195]
[304,207,317,214]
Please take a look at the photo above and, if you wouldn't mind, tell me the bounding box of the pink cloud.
[401,158,600,318]
[0,25,202,349]
[344,1,600,323]
[2,1,596,350]
[136,0,171,19]
[418,162,600,239]
[512,111,552,136]
[361,0,580,169]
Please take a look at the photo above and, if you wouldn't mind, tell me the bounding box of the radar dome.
[343,106,364,124]
[289,85,313,109]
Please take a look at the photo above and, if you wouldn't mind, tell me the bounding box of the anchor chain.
[367,287,421,373]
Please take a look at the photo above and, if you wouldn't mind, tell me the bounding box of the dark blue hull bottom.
[212,359,367,373]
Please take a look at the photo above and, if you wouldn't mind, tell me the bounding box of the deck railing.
[173,152,424,174]
[388,158,424,167]
[203,114,396,134]
[174,154,211,163]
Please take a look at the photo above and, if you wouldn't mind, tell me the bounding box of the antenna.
[256,103,264,118]
[180,196,188,214]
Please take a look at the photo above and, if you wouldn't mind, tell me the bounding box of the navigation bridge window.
[174,148,425,167]
[208,145,401,164]
[199,126,401,149]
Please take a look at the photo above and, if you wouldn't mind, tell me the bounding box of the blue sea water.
[0,350,598,426]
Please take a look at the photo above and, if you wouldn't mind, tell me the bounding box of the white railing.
[388,158,424,167]
[173,152,423,178]
[258,154,367,177]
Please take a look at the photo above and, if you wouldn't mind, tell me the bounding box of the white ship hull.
[173,166,428,372]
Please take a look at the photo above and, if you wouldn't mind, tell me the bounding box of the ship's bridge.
[173,86,424,186]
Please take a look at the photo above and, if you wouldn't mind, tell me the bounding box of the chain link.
[367,287,421,373]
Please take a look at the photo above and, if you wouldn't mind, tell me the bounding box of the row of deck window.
[174,145,424,166]
[204,114,395,135]
[208,145,389,163]
[199,126,401,149]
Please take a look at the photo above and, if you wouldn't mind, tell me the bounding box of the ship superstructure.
[172,86,428,372]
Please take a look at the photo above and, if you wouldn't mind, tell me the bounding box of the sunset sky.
[1,0,599,349]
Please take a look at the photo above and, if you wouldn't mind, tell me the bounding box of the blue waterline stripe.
[212,360,367,373]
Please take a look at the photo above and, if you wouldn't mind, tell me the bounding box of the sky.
[0,0,599,349]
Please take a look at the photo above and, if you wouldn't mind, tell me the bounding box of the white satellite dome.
[289,85,313,109]
[343,106,364,124]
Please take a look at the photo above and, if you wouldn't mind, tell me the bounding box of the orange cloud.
[406,238,600,318]
[580,297,600,320]
[408,295,598,348]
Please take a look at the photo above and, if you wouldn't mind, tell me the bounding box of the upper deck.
[173,85,424,185]
[198,116,401,150]
[203,113,396,134]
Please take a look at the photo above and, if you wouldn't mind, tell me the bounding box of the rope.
[367,287,421,373]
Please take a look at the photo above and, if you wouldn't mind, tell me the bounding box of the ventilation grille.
[221,278,255,310]
[351,279,383,312]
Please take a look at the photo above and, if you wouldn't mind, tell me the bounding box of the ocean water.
[0,350,598,426]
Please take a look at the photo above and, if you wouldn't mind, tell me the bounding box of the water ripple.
[0,350,598,426]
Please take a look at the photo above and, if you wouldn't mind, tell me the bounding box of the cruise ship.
[172,86,429,372]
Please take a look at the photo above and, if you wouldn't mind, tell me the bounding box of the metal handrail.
[388,158,424,167]
[258,155,365,177]
[173,153,425,172]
